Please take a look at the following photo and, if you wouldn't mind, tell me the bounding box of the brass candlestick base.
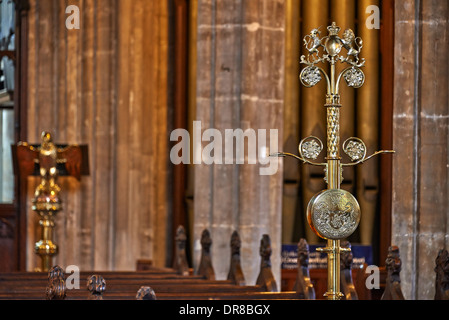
[317,241,351,299]
[33,201,61,272]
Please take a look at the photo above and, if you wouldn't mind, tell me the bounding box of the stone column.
[392,0,449,300]
[26,0,171,271]
[194,0,284,286]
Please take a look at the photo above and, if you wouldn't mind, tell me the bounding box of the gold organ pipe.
[357,0,380,245]
[331,0,356,195]
[187,0,198,261]
[284,0,301,146]
[283,0,301,243]
[301,0,329,244]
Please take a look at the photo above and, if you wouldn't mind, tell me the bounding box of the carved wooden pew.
[434,248,449,300]
[0,290,304,300]
[195,229,215,280]
[256,234,277,292]
[340,241,358,300]
[0,227,303,300]
[381,245,405,300]
[293,238,315,299]
[227,230,245,286]
[0,268,297,300]
[0,269,260,289]
[136,286,157,300]
[0,268,302,300]
[173,225,189,276]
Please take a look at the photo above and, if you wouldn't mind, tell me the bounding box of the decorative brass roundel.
[307,189,360,240]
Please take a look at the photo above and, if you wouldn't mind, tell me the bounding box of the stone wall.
[392,0,449,300]
[193,0,285,286]
[26,0,172,271]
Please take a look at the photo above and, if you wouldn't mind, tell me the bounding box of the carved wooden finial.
[196,229,215,280]
[381,246,405,300]
[297,238,309,268]
[48,265,65,280]
[434,248,449,300]
[46,265,66,300]
[136,286,157,300]
[46,278,67,300]
[227,230,245,286]
[173,225,189,276]
[256,234,277,292]
[294,238,315,299]
[340,241,358,300]
[87,275,106,300]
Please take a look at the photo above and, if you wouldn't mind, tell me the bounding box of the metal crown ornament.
[273,22,394,300]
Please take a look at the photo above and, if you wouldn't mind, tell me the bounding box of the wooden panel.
[0,218,15,271]
[14,1,31,272]
[172,0,189,265]
[379,0,394,267]
[186,0,198,258]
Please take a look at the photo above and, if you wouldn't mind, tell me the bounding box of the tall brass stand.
[274,22,394,299]
[33,194,61,272]
[14,131,87,272]
[32,132,62,272]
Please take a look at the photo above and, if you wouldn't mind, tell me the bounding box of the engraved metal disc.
[307,189,360,240]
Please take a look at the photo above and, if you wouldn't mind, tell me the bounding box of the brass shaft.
[324,63,343,300]
[35,213,58,272]
[325,240,341,300]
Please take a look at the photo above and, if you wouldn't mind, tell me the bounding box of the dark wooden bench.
[0,267,303,300]
[0,229,291,300]
[0,290,303,300]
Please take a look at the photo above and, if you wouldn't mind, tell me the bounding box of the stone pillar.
[194,0,284,286]
[392,0,449,300]
[26,0,171,271]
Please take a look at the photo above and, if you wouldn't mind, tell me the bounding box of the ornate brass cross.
[274,22,394,300]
